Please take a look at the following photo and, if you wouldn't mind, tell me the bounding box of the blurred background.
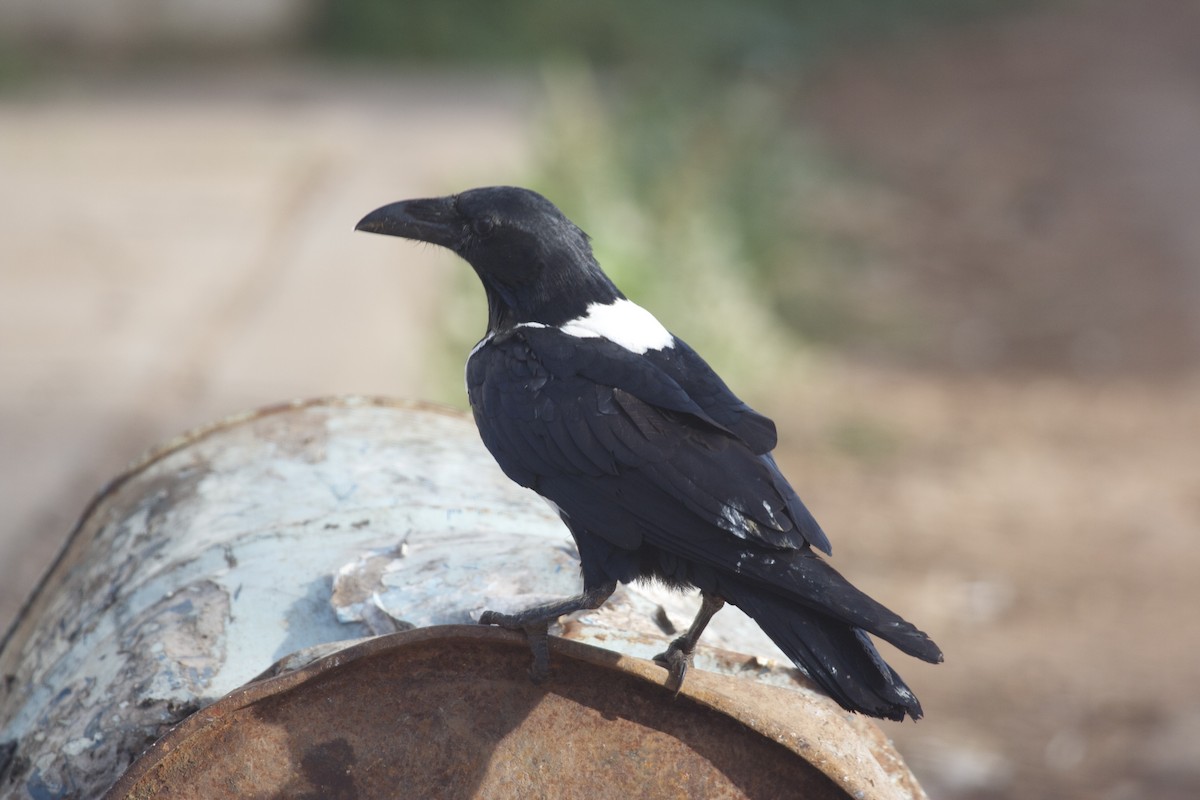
[2,0,1198,797]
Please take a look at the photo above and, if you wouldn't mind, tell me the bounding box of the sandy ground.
[0,66,533,632]
[2,1,1199,798]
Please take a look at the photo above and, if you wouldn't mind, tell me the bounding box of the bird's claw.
[478,609,507,628]
[480,609,552,683]
[653,639,694,694]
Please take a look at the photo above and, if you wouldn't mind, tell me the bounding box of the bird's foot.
[479,610,552,683]
[652,592,724,693]
[653,637,695,694]
[477,583,617,685]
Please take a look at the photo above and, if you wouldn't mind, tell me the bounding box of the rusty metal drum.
[0,398,927,799]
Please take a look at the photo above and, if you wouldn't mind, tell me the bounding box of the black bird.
[356,186,942,721]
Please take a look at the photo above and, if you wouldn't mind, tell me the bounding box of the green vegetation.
[315,0,1022,398]
[316,0,1016,75]
[0,40,37,89]
[524,69,835,377]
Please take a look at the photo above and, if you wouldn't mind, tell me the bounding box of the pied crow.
[356,186,942,721]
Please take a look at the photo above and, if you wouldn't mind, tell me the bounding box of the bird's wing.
[467,327,830,554]
[639,338,778,455]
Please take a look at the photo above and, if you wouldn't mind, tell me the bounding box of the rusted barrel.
[0,398,928,799]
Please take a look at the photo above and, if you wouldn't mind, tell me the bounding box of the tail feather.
[720,576,928,721]
[737,551,943,665]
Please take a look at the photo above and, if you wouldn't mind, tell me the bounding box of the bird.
[356,186,942,721]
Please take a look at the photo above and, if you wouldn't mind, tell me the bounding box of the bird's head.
[356,186,620,331]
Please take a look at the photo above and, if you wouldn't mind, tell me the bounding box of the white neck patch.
[558,299,675,354]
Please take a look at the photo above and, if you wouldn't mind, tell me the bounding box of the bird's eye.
[473,217,495,237]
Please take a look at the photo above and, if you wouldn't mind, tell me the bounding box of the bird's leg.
[653,592,726,692]
[479,582,616,682]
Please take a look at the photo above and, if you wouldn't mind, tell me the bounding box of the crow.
[356,186,942,721]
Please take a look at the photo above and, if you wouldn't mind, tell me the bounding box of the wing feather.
[467,328,830,554]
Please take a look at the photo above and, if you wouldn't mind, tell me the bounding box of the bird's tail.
[718,554,942,721]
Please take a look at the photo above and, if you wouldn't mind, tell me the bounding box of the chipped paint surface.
[0,398,563,799]
[0,398,927,800]
[331,532,797,675]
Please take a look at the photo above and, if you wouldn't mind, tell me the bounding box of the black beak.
[355,196,463,249]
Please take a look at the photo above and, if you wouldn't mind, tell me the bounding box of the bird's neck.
[482,265,623,335]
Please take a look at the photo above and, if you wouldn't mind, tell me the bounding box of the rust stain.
[106,626,920,800]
